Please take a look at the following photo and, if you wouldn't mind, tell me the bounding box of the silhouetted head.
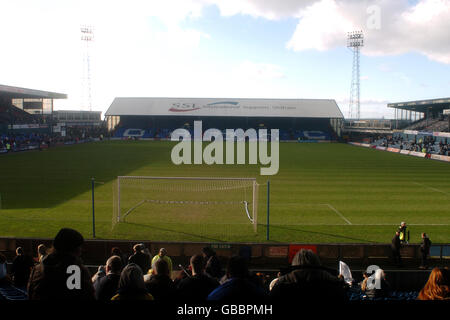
[226,256,249,279]
[190,254,205,275]
[53,228,84,256]
[106,255,123,274]
[291,249,321,267]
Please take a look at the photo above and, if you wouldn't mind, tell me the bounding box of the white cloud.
[287,0,353,51]
[206,0,450,64]
[284,0,450,64]
[205,0,316,19]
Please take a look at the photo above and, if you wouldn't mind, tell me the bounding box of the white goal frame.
[115,176,259,232]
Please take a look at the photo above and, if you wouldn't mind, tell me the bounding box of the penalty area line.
[320,203,352,225]
[412,182,450,196]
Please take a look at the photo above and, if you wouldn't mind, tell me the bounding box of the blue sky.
[0,0,449,119]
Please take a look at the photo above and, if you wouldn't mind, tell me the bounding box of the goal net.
[112,176,259,240]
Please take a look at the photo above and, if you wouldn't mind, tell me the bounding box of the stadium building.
[0,84,67,134]
[105,97,345,141]
[0,84,104,136]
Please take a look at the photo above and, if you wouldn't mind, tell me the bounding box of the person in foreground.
[128,243,151,275]
[207,255,266,301]
[145,258,176,301]
[111,263,154,300]
[28,228,95,300]
[177,254,220,302]
[93,255,123,301]
[417,267,450,300]
[269,249,347,302]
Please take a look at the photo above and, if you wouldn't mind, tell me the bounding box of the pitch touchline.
[320,203,352,225]
[412,182,450,196]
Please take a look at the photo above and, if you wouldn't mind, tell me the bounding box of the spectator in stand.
[128,243,152,275]
[202,246,223,279]
[111,263,153,300]
[269,249,346,302]
[28,228,95,300]
[10,247,34,289]
[177,254,220,302]
[151,248,173,276]
[391,231,402,266]
[208,255,267,301]
[0,253,10,285]
[93,255,123,301]
[36,244,48,263]
[419,233,432,269]
[417,267,450,300]
[111,247,128,267]
[361,268,391,299]
[145,258,176,301]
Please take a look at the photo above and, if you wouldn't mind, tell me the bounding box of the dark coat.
[27,252,95,300]
[145,274,176,301]
[391,235,401,251]
[208,277,267,302]
[11,254,34,288]
[420,237,431,255]
[205,255,223,279]
[128,252,151,274]
[177,273,219,302]
[269,266,347,302]
[93,273,120,301]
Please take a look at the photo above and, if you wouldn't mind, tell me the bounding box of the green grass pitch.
[0,140,449,244]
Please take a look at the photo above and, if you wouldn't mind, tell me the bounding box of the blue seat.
[0,285,28,300]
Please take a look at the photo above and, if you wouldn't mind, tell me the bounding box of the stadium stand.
[106,97,343,141]
[372,135,449,156]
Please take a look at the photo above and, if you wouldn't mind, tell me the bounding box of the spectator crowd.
[0,228,448,302]
[376,135,449,156]
[0,127,108,153]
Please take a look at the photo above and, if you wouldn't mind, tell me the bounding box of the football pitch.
[0,140,449,244]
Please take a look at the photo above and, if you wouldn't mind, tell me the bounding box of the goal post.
[112,176,259,238]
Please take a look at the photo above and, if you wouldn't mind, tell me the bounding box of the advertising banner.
[409,151,426,158]
[431,154,450,162]
[433,132,450,138]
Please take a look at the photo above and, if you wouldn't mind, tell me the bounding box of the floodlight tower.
[81,25,94,111]
[347,30,364,119]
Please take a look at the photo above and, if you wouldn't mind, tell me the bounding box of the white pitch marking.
[412,182,450,196]
[321,203,352,225]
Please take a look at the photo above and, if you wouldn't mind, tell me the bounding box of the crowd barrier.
[1,237,448,269]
